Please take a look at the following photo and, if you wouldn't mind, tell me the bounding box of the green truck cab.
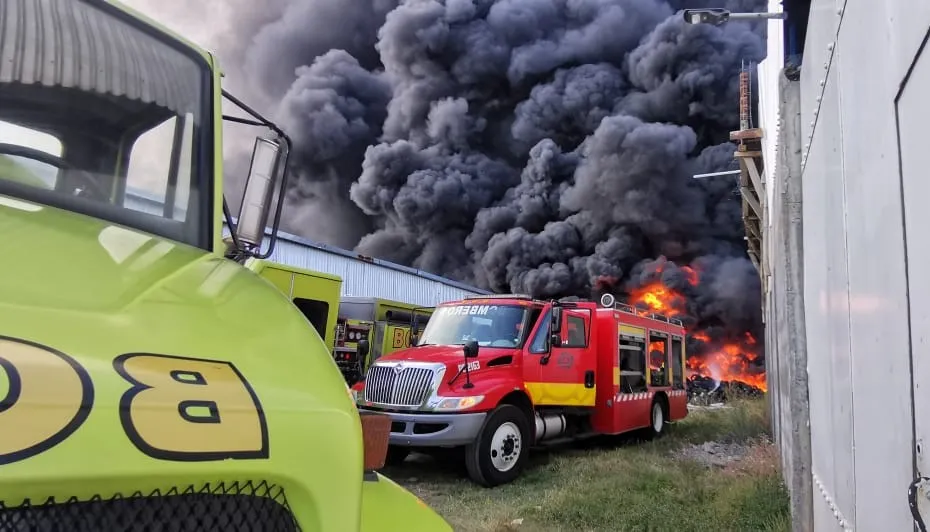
[0,0,451,530]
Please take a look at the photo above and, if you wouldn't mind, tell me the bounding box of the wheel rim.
[652,403,663,432]
[489,421,522,472]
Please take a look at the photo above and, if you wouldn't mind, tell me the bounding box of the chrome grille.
[364,365,435,406]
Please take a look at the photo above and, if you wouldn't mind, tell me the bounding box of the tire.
[464,405,530,487]
[647,398,667,439]
[384,445,410,466]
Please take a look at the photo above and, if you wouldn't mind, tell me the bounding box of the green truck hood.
[0,195,448,530]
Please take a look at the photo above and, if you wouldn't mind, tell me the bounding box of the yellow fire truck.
[243,259,434,384]
[247,260,344,353]
[0,0,451,529]
[335,297,434,384]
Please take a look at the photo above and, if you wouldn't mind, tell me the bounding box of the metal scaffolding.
[732,61,765,285]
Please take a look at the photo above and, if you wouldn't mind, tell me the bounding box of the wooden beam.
[741,157,765,192]
[730,128,764,141]
[741,186,763,219]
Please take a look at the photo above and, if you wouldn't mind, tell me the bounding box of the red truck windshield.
[417,304,529,348]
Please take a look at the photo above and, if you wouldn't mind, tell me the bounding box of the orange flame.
[649,340,666,370]
[630,282,687,317]
[687,341,767,391]
[628,269,766,392]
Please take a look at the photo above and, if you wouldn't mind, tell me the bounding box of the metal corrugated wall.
[267,237,490,307]
[763,1,930,529]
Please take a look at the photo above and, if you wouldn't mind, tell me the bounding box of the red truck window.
[648,332,670,387]
[619,335,648,393]
[671,336,684,389]
[564,315,588,347]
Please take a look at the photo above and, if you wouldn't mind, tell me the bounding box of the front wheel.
[464,405,530,487]
[384,445,410,466]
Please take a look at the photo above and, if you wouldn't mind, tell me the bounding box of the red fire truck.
[351,293,689,487]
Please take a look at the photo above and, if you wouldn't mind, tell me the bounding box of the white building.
[126,189,491,307]
[755,0,930,530]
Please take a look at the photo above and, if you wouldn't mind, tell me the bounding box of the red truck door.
[523,307,597,407]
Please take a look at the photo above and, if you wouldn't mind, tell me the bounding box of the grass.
[385,398,791,532]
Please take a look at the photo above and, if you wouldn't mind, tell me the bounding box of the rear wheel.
[465,405,530,487]
[647,398,667,439]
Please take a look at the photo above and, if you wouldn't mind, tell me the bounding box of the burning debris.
[616,256,766,399]
[219,0,769,389]
[688,377,765,405]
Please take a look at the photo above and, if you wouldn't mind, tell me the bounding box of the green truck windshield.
[0,0,212,249]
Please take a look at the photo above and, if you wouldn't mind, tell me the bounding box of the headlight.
[428,395,484,411]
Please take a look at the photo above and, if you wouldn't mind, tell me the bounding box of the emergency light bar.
[462,294,534,301]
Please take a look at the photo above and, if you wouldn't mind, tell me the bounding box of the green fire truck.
[0,0,451,530]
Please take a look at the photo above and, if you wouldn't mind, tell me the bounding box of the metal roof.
[1,0,202,116]
[123,188,492,307]
[244,224,492,307]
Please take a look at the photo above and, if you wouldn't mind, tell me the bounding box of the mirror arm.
[222,197,247,261]
[463,357,474,389]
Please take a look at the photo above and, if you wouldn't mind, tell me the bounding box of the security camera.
[682,8,731,26]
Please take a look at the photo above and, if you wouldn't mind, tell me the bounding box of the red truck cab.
[351,293,689,487]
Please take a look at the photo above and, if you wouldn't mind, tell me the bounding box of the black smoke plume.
[227,0,768,363]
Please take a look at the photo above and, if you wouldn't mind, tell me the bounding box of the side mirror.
[409,316,420,346]
[357,338,370,358]
[357,338,371,376]
[235,137,283,250]
[549,331,562,349]
[463,340,479,358]
[551,307,563,334]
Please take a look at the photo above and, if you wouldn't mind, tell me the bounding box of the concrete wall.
[767,70,813,531]
[762,0,930,529]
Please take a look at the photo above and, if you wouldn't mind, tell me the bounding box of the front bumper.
[358,408,486,447]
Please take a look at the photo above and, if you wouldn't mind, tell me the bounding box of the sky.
[122,0,227,53]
